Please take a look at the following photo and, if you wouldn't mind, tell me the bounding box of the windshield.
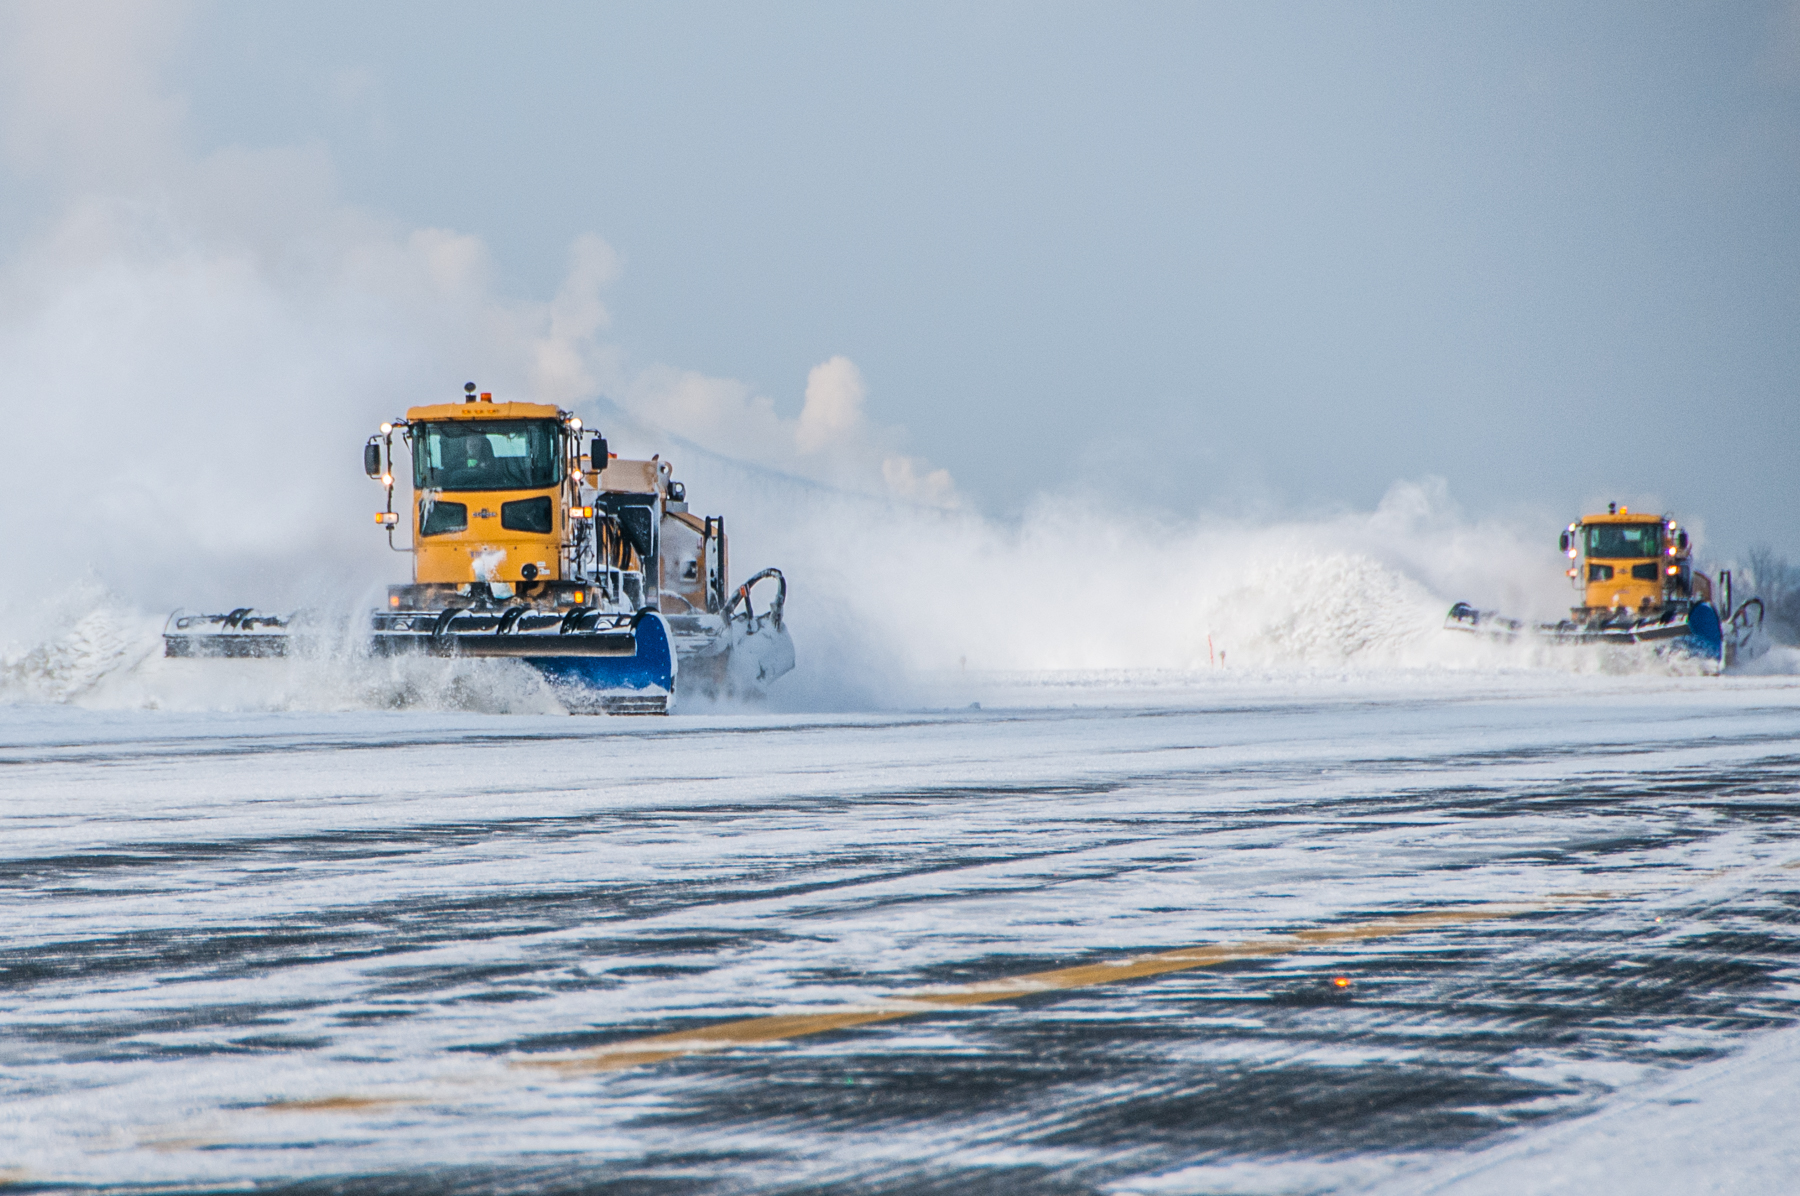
[414,420,561,491]
[1585,523,1662,559]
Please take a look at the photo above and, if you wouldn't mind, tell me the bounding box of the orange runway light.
[1332,976,1352,988]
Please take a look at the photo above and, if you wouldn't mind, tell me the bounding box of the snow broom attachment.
[163,609,295,658]
[669,567,795,699]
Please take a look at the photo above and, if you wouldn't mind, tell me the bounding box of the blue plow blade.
[167,605,683,711]
[1680,601,1723,659]
[528,610,677,714]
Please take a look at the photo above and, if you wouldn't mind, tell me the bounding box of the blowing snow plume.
[662,465,1595,709]
[0,1,956,709]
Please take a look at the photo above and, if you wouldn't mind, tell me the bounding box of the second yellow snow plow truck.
[164,383,795,711]
[1446,502,1765,666]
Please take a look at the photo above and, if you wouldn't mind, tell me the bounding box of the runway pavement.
[4,676,1799,1192]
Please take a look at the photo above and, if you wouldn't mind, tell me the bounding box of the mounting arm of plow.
[724,568,786,631]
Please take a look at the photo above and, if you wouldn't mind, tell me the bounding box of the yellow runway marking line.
[218,859,1800,1122]
[262,1095,424,1113]
[251,896,1592,1116]
[514,900,1560,1076]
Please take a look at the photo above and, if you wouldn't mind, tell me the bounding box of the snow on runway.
[5,673,1800,1193]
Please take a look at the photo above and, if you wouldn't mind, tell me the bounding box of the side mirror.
[364,441,383,479]
[590,436,608,472]
[1559,531,1571,553]
[1677,531,1689,550]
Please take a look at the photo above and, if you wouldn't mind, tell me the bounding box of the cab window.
[1584,523,1661,559]
[414,420,561,491]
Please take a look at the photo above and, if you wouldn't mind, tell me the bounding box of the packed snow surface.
[4,669,1800,1193]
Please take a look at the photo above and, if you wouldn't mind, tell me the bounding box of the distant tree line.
[1737,547,1800,644]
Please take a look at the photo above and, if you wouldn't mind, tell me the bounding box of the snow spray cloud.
[646,460,1602,710]
[609,356,958,509]
[0,3,951,679]
[0,5,1728,711]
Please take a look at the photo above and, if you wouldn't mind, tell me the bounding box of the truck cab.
[366,384,732,621]
[1562,504,1705,620]
[405,397,573,591]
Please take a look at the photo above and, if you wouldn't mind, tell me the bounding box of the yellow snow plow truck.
[1446,502,1766,666]
[164,383,795,711]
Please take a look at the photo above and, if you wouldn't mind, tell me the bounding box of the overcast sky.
[5,1,1800,559]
